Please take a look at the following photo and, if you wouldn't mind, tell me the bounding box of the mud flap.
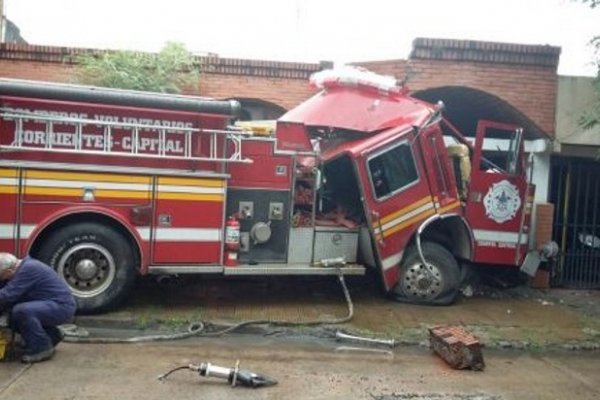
[520,251,541,277]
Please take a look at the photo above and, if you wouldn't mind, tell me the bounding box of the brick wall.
[357,39,560,135]
[0,38,560,135]
[0,43,321,111]
[200,73,315,110]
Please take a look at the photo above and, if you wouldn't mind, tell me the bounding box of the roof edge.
[411,38,561,69]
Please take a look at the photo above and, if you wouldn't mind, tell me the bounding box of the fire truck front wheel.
[37,222,137,314]
[394,242,460,305]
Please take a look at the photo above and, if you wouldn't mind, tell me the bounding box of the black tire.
[37,222,137,314]
[393,242,460,305]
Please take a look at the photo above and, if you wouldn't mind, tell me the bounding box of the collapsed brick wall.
[0,38,560,135]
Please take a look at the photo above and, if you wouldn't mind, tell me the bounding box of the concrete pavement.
[1,337,600,400]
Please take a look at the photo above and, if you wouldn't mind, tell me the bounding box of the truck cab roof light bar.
[310,66,402,94]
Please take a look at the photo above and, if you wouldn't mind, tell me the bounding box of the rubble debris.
[429,325,485,371]
[292,210,312,227]
[461,285,474,298]
[294,183,313,205]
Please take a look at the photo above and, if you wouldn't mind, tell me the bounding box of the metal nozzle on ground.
[159,360,277,388]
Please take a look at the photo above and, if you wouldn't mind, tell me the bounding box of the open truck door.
[465,120,534,267]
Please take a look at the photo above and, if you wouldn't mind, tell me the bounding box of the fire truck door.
[358,139,438,290]
[465,120,530,266]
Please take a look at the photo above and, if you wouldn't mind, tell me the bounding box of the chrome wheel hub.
[75,259,99,280]
[57,243,116,298]
[402,263,442,300]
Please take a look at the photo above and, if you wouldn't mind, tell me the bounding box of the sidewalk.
[73,276,600,350]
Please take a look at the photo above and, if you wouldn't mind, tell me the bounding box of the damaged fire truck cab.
[277,68,536,305]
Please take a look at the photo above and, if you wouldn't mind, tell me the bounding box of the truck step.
[147,264,365,276]
[223,264,365,276]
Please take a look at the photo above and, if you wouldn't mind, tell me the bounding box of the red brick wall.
[358,59,557,135]
[0,39,560,135]
[200,74,315,110]
[0,59,78,83]
[0,44,322,108]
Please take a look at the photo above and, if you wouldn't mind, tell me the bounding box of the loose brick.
[429,325,485,371]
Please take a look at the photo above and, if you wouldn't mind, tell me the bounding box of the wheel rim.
[57,242,116,298]
[401,261,443,300]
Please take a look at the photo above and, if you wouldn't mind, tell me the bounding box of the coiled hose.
[63,271,353,343]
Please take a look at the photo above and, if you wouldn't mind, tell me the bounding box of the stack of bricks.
[429,325,485,371]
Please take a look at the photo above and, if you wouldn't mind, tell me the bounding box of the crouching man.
[0,253,76,363]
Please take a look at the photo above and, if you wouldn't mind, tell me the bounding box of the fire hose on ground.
[61,268,354,344]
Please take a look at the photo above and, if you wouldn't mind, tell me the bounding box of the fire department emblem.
[483,180,521,224]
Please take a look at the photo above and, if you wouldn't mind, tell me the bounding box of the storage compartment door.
[152,176,226,264]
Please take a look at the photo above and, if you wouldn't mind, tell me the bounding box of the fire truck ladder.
[0,109,252,163]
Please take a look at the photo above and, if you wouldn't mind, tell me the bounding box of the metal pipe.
[0,78,241,116]
[335,331,396,348]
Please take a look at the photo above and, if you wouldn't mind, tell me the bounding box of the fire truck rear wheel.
[394,242,460,305]
[37,222,137,314]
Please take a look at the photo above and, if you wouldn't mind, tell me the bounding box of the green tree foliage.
[76,42,200,93]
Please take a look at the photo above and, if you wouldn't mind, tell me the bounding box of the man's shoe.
[21,347,55,364]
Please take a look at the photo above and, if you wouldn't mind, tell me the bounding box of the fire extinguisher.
[224,214,240,266]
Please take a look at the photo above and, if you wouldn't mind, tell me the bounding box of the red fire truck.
[0,68,541,313]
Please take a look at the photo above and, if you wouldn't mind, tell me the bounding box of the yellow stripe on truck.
[7,169,226,201]
[0,169,19,194]
[23,187,151,199]
[159,176,225,188]
[378,196,434,225]
[0,187,18,194]
[0,169,18,178]
[156,176,225,202]
[437,200,461,214]
[25,170,152,184]
[156,192,224,202]
[382,208,437,239]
